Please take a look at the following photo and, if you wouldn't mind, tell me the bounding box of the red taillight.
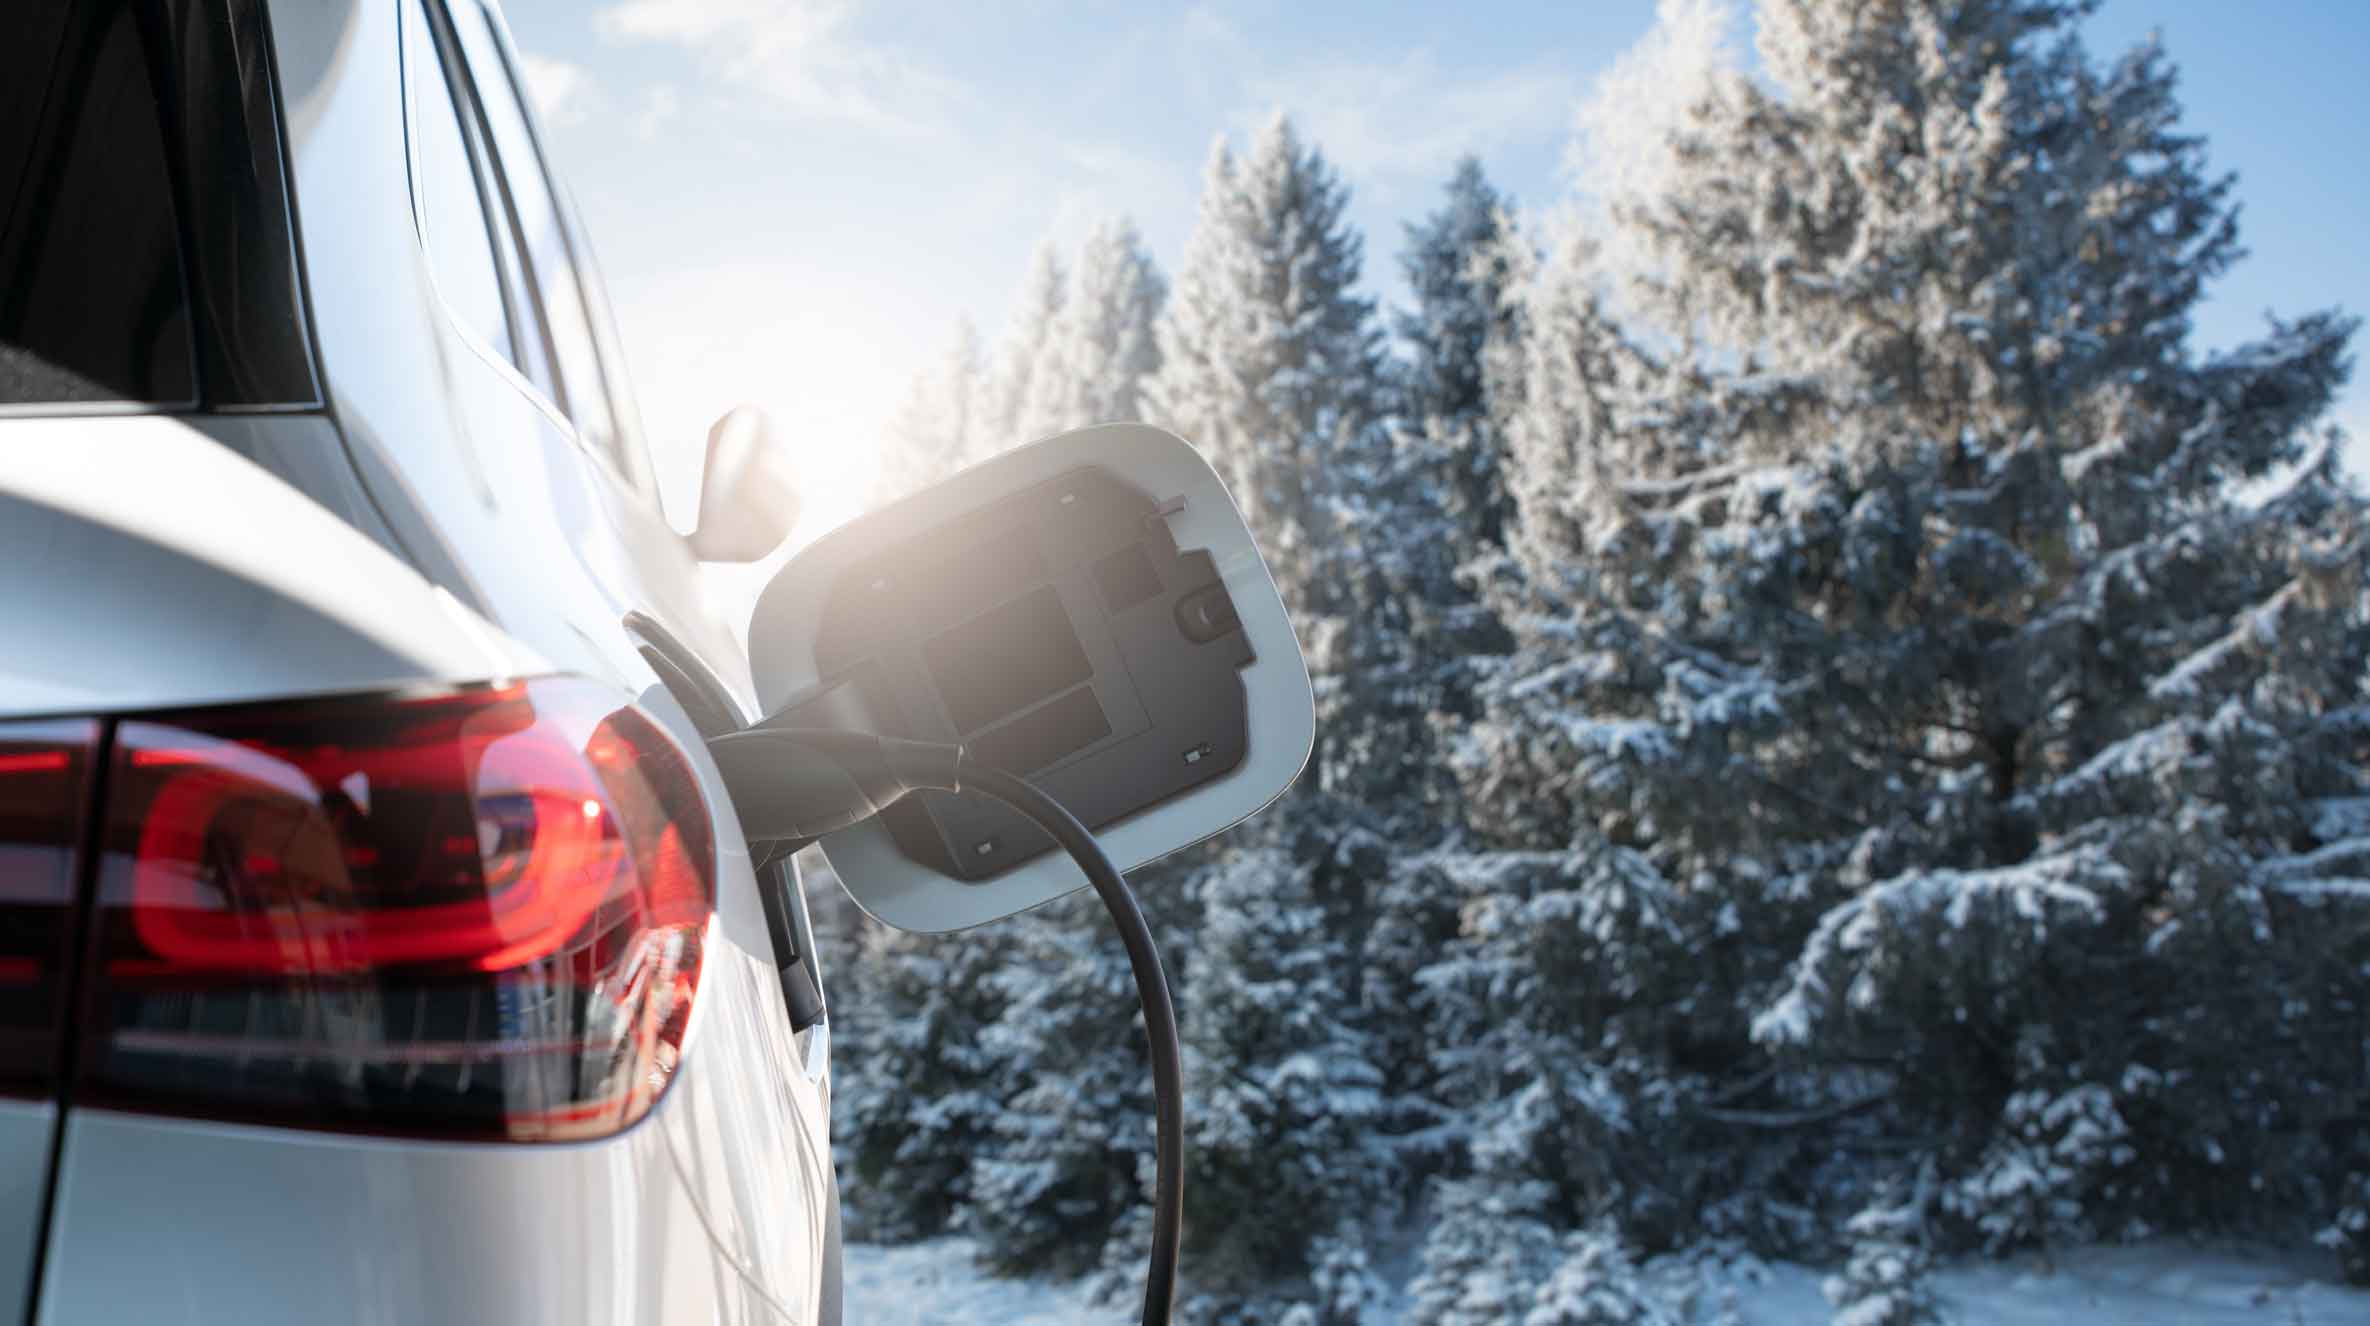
[81,680,713,1141]
[0,722,96,1097]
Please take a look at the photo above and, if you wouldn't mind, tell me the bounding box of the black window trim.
[449,0,661,500]
[398,0,667,509]
[238,0,333,419]
[401,0,545,402]
[419,0,566,405]
[424,0,620,483]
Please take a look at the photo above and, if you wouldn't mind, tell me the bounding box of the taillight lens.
[0,722,95,1096]
[82,680,713,1140]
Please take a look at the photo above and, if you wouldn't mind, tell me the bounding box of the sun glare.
[617,260,917,550]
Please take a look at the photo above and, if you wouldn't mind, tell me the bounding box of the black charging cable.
[707,727,1183,1326]
[954,757,1183,1324]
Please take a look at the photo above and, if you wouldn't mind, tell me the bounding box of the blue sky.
[503,0,2370,537]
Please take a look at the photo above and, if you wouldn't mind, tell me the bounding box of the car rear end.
[1,2,833,1322]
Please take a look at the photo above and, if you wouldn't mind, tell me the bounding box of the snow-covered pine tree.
[1289,1235,1394,1326]
[872,319,989,503]
[1363,154,1526,793]
[1385,155,1529,757]
[1822,1193,1941,1326]
[2321,1171,2370,1287]
[1413,209,1780,1261]
[1522,1225,1673,1326]
[1407,833,1723,1321]
[1458,0,2367,1278]
[965,889,1154,1278]
[1410,836,1745,1252]
[1360,160,1532,1179]
[1146,112,1385,627]
[1940,1082,2134,1255]
[1396,156,1523,561]
[984,242,1066,452]
[1405,1171,1563,1326]
[825,917,1014,1241]
[1016,218,1165,439]
[1139,113,1404,1316]
[1175,848,1390,1319]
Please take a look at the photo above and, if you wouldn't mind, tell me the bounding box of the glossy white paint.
[270,0,641,693]
[749,423,1316,934]
[0,415,547,717]
[37,942,826,1325]
[10,0,837,1321]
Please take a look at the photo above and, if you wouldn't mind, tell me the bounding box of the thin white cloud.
[1170,4,1248,102]
[593,0,961,136]
[1243,52,1579,197]
[1036,141,1195,252]
[519,52,594,126]
[633,85,682,142]
[1152,7,1581,206]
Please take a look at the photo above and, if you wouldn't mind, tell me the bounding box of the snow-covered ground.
[844,1238,2370,1324]
[1933,1245,2364,1326]
[843,1240,1108,1325]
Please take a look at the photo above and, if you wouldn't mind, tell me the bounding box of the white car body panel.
[0,1104,51,1317]
[0,416,548,716]
[39,942,831,1326]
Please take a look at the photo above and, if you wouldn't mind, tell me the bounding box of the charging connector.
[710,726,963,840]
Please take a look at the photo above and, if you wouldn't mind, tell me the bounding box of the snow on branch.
[2260,837,2370,898]
[1547,712,1678,767]
[1753,848,2118,1049]
[2270,879,2370,902]
[2148,580,2302,703]
[1617,460,1765,500]
[2016,720,2191,824]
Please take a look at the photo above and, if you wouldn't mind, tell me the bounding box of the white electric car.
[0,1,841,1321]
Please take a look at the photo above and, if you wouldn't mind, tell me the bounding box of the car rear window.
[0,3,197,409]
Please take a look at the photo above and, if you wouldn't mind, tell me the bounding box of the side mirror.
[687,405,800,563]
[747,423,1313,932]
